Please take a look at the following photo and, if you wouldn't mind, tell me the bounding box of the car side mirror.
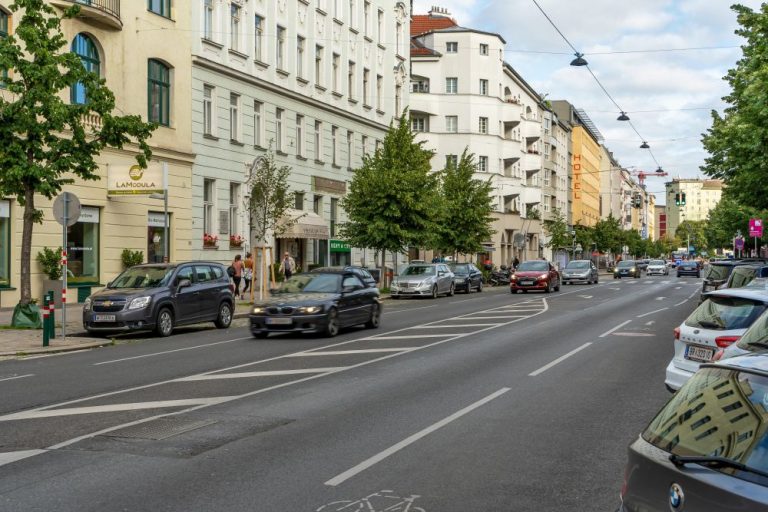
[177,278,191,289]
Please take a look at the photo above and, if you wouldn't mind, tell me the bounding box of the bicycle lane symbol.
[316,489,426,511]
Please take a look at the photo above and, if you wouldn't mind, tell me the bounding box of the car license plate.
[520,280,534,286]
[266,317,292,325]
[93,314,116,322]
[685,345,714,362]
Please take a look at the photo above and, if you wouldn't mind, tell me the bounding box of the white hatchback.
[664,288,768,392]
[646,259,668,276]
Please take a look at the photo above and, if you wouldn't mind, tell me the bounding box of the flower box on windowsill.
[203,243,218,249]
[229,242,243,249]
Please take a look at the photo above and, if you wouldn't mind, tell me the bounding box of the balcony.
[51,0,122,30]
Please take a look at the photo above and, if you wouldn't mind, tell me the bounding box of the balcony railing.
[52,0,121,29]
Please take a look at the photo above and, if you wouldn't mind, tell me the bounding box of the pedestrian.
[512,257,519,269]
[231,254,244,298]
[279,251,296,280]
[242,252,253,299]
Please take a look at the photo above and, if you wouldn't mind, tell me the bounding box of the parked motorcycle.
[489,266,511,286]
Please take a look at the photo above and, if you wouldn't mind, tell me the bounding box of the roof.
[704,352,768,375]
[411,14,458,36]
[411,38,441,57]
[703,286,768,302]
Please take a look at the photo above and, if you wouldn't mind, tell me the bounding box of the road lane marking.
[0,450,47,468]
[460,315,528,320]
[655,296,666,301]
[674,299,689,306]
[368,335,448,339]
[94,337,253,366]
[413,323,501,328]
[599,320,631,338]
[177,368,347,381]
[0,374,34,383]
[324,388,511,486]
[637,308,669,318]
[528,343,592,377]
[675,286,682,290]
[578,295,593,299]
[385,305,438,314]
[612,332,656,337]
[288,349,411,356]
[645,321,656,326]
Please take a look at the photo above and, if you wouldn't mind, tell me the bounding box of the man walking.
[280,251,296,280]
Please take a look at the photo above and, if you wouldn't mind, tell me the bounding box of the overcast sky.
[411,0,762,204]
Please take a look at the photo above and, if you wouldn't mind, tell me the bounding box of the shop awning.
[276,209,330,240]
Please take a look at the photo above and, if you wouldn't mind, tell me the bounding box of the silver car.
[561,259,598,285]
[646,259,669,276]
[390,263,454,299]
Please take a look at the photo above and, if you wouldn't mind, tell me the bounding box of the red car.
[510,260,561,293]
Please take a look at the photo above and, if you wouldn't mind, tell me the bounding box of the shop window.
[0,200,9,288]
[148,211,169,263]
[67,206,100,284]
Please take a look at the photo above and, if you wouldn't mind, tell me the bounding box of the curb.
[0,339,114,357]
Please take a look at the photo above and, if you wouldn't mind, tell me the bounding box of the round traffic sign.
[52,192,81,227]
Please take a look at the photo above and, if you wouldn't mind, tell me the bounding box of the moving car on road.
[619,353,768,511]
[249,270,381,338]
[510,260,560,293]
[677,260,701,278]
[448,262,483,293]
[561,259,598,285]
[645,259,669,276]
[83,262,235,337]
[613,260,640,279]
[390,263,454,299]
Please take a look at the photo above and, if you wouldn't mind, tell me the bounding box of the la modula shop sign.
[107,163,164,196]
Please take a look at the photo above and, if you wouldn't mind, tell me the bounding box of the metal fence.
[74,0,120,20]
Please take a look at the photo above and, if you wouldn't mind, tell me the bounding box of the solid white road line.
[94,337,253,366]
[287,349,411,356]
[369,335,447,340]
[674,299,689,307]
[637,308,669,318]
[612,332,655,337]
[460,315,529,320]
[599,320,632,338]
[0,450,47,468]
[177,368,347,381]
[528,343,592,377]
[324,388,511,487]
[0,374,34,383]
[413,323,502,328]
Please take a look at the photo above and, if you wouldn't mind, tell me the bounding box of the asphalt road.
[0,274,704,511]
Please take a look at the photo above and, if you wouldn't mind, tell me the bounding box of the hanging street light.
[570,52,588,66]
[617,111,630,121]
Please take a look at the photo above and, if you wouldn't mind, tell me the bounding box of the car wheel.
[324,308,340,337]
[214,302,233,329]
[253,332,269,339]
[430,285,438,299]
[544,281,551,293]
[365,303,381,329]
[595,277,599,284]
[447,283,455,297]
[477,281,483,293]
[155,308,174,337]
[391,295,400,300]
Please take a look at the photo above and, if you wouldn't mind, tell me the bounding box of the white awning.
[276,209,330,240]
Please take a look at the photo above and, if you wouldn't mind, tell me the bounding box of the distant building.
[655,205,667,241]
[665,179,724,240]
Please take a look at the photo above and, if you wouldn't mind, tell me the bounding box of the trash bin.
[77,286,91,303]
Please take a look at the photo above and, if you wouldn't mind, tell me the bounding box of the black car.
[676,261,701,278]
[311,265,377,288]
[249,270,381,338]
[702,259,767,294]
[723,264,768,290]
[83,262,235,337]
[614,260,640,279]
[448,263,483,293]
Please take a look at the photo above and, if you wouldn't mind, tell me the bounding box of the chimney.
[428,5,452,18]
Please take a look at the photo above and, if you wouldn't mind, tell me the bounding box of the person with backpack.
[229,254,244,298]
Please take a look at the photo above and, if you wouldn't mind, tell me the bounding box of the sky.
[411,0,763,204]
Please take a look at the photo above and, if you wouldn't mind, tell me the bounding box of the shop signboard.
[330,240,351,253]
[108,162,164,195]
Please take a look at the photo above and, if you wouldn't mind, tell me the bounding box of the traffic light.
[681,192,686,206]
[674,193,680,206]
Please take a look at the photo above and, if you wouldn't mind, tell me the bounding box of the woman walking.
[242,252,253,300]
[231,254,244,298]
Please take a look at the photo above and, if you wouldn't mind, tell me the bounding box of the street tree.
[433,149,496,258]
[543,207,570,258]
[572,224,595,259]
[245,147,297,244]
[341,114,437,282]
[593,214,624,255]
[675,220,708,254]
[704,196,762,251]
[621,229,644,258]
[701,4,768,209]
[0,0,155,314]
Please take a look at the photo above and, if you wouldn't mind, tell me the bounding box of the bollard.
[47,291,56,340]
[42,295,50,347]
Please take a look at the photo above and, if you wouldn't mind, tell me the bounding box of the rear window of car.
[735,311,768,351]
[642,367,768,484]
[686,296,767,330]
[729,268,758,289]
[706,264,734,282]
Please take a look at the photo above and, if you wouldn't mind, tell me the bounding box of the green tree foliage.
[246,148,296,243]
[543,207,570,252]
[704,196,764,251]
[675,220,709,253]
[341,115,437,275]
[701,4,768,209]
[572,224,595,257]
[433,150,496,257]
[621,229,645,258]
[593,215,624,254]
[0,0,155,304]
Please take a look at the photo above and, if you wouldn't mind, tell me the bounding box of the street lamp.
[149,162,169,263]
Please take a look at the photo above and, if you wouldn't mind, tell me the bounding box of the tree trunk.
[20,185,35,305]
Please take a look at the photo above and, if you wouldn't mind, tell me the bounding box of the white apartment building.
[540,108,570,262]
[190,0,409,271]
[410,10,545,265]
[665,178,724,240]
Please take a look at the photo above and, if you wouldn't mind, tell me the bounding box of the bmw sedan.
[249,270,381,338]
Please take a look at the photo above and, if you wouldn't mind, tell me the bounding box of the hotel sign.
[108,163,164,196]
[573,154,582,200]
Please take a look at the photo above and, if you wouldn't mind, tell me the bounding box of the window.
[230,4,241,51]
[363,1,370,36]
[395,85,402,116]
[71,34,100,105]
[254,15,264,61]
[446,41,458,53]
[411,116,427,132]
[332,126,338,165]
[314,120,323,160]
[363,68,369,105]
[0,10,6,85]
[203,0,213,40]
[229,182,241,236]
[148,59,170,126]
[254,101,263,146]
[276,108,284,151]
[376,75,382,110]
[276,26,286,70]
[330,198,338,237]
[348,61,355,99]
[296,36,305,78]
[361,135,368,156]
[0,200,9,288]
[229,93,240,141]
[478,156,488,172]
[67,207,100,284]
[296,115,304,157]
[347,130,353,167]
[479,79,488,96]
[479,43,488,55]
[446,77,457,94]
[315,45,323,85]
[543,170,550,186]
[396,21,402,54]
[203,179,215,237]
[446,116,457,133]
[332,53,340,92]
[446,154,458,167]
[479,117,488,134]
[313,195,323,215]
[203,85,214,136]
[377,9,383,43]
[148,0,171,18]
[294,191,304,210]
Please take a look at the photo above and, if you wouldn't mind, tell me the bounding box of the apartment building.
[665,178,724,240]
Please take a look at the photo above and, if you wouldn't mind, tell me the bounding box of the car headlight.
[128,296,151,310]
[252,306,265,314]
[538,274,548,281]
[298,306,322,314]
[631,267,637,272]
[83,297,92,311]
[614,269,619,273]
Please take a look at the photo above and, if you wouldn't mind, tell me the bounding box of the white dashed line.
[599,320,632,338]
[529,343,593,376]
[637,308,669,318]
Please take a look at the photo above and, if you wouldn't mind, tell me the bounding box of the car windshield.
[650,260,665,266]
[685,296,767,330]
[681,262,697,268]
[450,264,470,275]
[517,261,548,272]
[566,261,589,269]
[618,261,636,268]
[643,367,768,485]
[729,268,757,289]
[109,266,174,289]
[736,310,768,351]
[402,265,435,276]
[706,264,734,281]
[274,273,342,294]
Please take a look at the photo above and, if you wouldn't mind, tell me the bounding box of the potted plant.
[121,249,144,269]
[36,246,63,307]
[203,233,219,248]
[229,234,244,248]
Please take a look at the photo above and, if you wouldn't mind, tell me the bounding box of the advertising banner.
[108,163,164,195]
[749,218,763,238]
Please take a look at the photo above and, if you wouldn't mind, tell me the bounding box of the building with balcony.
[0,1,195,307]
[409,8,546,265]
[665,178,724,241]
[540,107,571,263]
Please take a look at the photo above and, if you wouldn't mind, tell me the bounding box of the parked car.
[390,263,455,299]
[249,270,381,338]
[448,263,483,293]
[722,264,768,290]
[510,260,560,293]
[702,259,759,294]
[646,259,669,276]
[676,261,701,278]
[619,353,768,512]
[613,260,640,279]
[664,287,768,392]
[83,262,235,337]
[561,259,598,285]
[311,265,377,288]
[720,305,768,361]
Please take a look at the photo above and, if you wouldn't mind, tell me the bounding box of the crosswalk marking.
[177,369,347,381]
[288,349,409,356]
[0,398,233,421]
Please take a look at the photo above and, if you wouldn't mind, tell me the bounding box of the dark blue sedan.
[676,261,701,278]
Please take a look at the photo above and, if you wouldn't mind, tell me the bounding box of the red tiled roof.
[410,39,440,57]
[411,14,457,36]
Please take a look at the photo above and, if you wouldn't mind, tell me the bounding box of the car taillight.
[673,327,680,340]
[620,464,629,500]
[715,336,740,348]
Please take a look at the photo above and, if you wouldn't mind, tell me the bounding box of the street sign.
[52,192,81,227]
[736,238,745,250]
[750,218,763,237]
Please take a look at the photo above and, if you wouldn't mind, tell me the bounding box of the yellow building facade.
[571,126,601,227]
